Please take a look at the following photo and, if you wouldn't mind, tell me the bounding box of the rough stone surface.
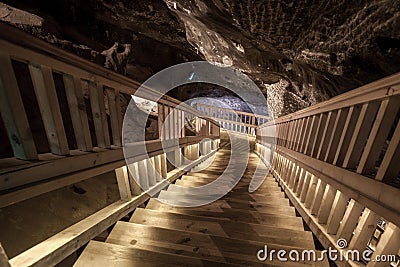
[2,0,400,116]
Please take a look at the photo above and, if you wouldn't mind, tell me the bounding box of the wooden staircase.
[74,144,330,266]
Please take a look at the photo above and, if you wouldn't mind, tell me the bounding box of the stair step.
[74,240,245,267]
[131,208,315,249]
[146,199,304,230]
[175,179,280,192]
[158,190,290,206]
[106,222,327,266]
[175,179,284,195]
[150,198,295,216]
[221,199,296,215]
[181,174,278,184]
[182,175,279,186]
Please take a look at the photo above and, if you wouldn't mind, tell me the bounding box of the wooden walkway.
[74,143,329,266]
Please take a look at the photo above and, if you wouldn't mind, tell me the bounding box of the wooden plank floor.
[74,140,330,266]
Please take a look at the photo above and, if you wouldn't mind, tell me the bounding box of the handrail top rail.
[261,72,400,127]
[0,22,214,122]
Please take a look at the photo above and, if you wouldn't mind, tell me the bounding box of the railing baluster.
[294,118,305,151]
[115,165,131,201]
[357,96,400,174]
[333,105,361,166]
[336,199,364,242]
[63,75,93,151]
[317,185,336,224]
[310,179,326,214]
[324,108,348,163]
[304,174,318,208]
[115,91,123,134]
[168,106,174,139]
[128,163,142,196]
[137,159,149,190]
[163,105,169,140]
[294,168,306,195]
[106,88,122,146]
[349,208,380,251]
[146,158,156,186]
[342,102,380,169]
[299,172,311,202]
[375,120,400,182]
[305,115,319,155]
[89,82,111,148]
[311,113,327,157]
[160,153,167,179]
[289,165,300,189]
[299,117,311,152]
[316,111,336,159]
[0,53,37,160]
[326,191,349,234]
[158,103,164,139]
[153,155,161,182]
[29,64,69,155]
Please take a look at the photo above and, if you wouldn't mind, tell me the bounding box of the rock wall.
[2,0,399,116]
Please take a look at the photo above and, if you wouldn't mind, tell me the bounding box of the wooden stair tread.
[151,197,296,215]
[146,199,304,230]
[105,222,327,266]
[181,175,280,188]
[175,180,284,195]
[148,198,294,216]
[74,240,245,267]
[130,208,315,249]
[158,190,291,206]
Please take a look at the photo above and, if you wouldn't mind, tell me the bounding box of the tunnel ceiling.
[2,0,400,116]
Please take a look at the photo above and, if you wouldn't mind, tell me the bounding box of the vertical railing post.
[336,199,364,242]
[349,208,379,252]
[310,179,326,214]
[88,82,111,148]
[0,53,37,160]
[158,103,164,139]
[115,166,131,201]
[326,191,350,234]
[106,88,122,146]
[63,75,93,151]
[29,64,70,155]
[317,185,336,224]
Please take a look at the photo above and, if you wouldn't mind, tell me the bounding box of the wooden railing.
[195,103,269,136]
[255,73,400,267]
[0,22,220,266]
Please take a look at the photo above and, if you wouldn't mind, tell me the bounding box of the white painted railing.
[256,73,400,267]
[0,22,220,266]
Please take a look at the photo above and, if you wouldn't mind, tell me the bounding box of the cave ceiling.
[2,0,400,116]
